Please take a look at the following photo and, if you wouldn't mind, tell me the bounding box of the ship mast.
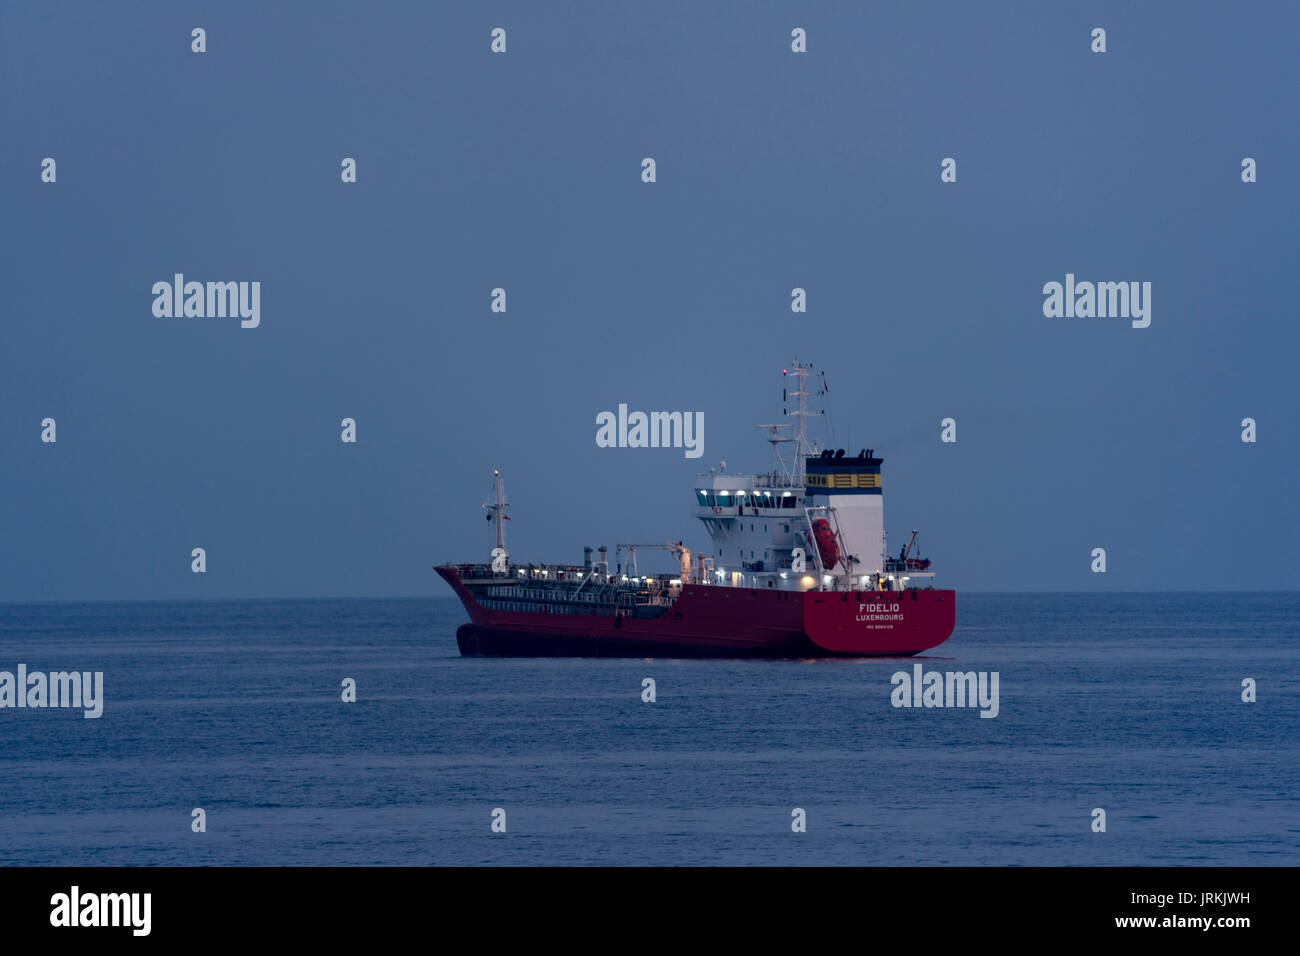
[484,469,508,566]
[786,359,817,483]
[756,358,820,483]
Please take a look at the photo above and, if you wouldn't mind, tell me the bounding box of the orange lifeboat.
[810,519,839,570]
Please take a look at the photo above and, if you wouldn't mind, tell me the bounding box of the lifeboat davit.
[810,519,839,570]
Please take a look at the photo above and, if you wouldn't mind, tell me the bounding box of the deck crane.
[893,529,932,572]
[615,541,692,581]
[899,529,919,563]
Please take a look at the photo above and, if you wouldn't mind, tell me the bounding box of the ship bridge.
[694,471,806,581]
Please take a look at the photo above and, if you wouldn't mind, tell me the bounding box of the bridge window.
[697,490,708,506]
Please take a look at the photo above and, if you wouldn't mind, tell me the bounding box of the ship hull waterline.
[437,566,955,659]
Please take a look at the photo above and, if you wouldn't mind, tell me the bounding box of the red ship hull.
[436,566,955,658]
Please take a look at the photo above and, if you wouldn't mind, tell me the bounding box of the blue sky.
[2,1,1297,599]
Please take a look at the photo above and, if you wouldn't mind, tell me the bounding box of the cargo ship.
[436,360,956,658]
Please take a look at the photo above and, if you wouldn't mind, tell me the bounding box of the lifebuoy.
[713,506,722,515]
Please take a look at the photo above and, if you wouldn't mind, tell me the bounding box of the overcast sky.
[2,1,1296,600]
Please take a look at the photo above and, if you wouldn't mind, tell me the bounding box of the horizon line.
[2,588,1299,607]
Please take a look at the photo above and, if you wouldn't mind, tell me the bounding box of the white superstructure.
[692,360,933,593]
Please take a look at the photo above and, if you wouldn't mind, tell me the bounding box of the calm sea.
[0,593,1296,866]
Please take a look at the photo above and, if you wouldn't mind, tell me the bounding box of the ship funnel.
[584,546,593,570]
[803,450,884,575]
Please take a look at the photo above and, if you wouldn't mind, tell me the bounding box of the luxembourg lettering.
[152,274,260,328]
[857,602,902,621]
[0,664,103,718]
[1042,273,1151,328]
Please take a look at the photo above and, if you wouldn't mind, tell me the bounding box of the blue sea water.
[0,593,1296,866]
